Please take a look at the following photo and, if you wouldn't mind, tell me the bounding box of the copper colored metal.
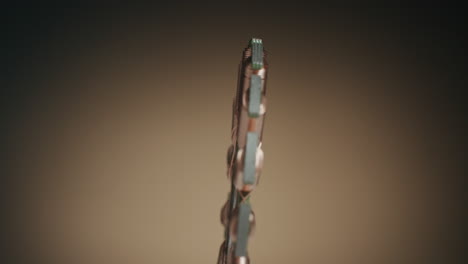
[218,38,268,264]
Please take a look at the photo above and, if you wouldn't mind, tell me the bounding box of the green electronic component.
[250,38,263,70]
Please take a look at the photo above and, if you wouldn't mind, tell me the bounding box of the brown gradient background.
[2,4,465,264]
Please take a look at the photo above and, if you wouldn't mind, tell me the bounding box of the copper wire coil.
[243,47,252,60]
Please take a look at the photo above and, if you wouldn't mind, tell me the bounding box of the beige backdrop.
[5,6,462,264]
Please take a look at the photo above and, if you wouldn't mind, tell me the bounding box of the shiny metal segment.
[228,204,256,242]
[234,202,251,257]
[243,132,258,186]
[248,75,262,117]
[232,144,264,192]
